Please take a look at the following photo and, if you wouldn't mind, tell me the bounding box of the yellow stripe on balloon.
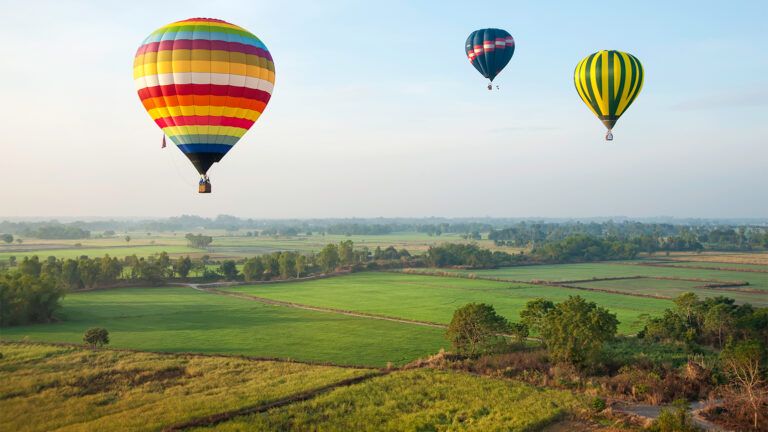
[148,106,263,121]
[161,20,245,32]
[133,61,274,80]
[162,125,248,138]
[600,51,609,115]
[613,54,621,99]
[575,60,599,117]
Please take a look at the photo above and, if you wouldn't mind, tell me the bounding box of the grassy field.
[225,272,671,334]
[0,231,524,262]
[192,369,585,432]
[0,287,447,367]
[0,343,584,432]
[0,342,370,432]
[574,279,768,307]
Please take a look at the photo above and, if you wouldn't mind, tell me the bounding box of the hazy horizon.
[4,0,766,218]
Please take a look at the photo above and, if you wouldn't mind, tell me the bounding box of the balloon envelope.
[573,50,643,132]
[134,18,275,175]
[465,28,515,82]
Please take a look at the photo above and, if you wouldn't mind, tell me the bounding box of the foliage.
[649,402,698,432]
[640,293,768,349]
[426,243,519,268]
[537,296,618,367]
[520,298,555,334]
[0,271,65,326]
[184,233,213,249]
[720,340,767,429]
[446,303,510,356]
[218,260,239,280]
[83,327,109,347]
[531,234,639,262]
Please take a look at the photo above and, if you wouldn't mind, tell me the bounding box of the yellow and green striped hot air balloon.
[574,50,644,141]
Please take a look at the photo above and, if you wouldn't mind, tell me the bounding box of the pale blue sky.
[2,0,766,217]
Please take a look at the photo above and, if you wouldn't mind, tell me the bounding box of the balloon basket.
[605,131,614,141]
[198,181,211,194]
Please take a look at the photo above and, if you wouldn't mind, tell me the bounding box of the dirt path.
[162,371,387,431]
[613,400,727,431]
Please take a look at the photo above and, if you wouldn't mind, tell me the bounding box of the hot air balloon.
[465,29,515,90]
[574,50,643,141]
[134,18,275,193]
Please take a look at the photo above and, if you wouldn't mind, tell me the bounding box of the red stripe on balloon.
[154,116,255,129]
[138,84,272,103]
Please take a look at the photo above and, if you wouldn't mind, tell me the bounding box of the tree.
[338,240,354,265]
[446,303,510,356]
[317,244,339,273]
[295,254,306,278]
[242,257,265,282]
[8,256,16,267]
[721,341,767,429]
[520,298,555,335]
[539,296,618,367]
[124,235,131,244]
[1,234,12,244]
[83,327,109,348]
[218,260,239,280]
[15,238,22,245]
[174,256,192,278]
[703,303,734,348]
[278,252,295,279]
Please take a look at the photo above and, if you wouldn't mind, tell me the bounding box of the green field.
[0,231,524,262]
[575,278,768,307]
[651,260,768,271]
[408,262,768,291]
[0,343,369,432]
[195,369,584,432]
[0,287,447,367]
[225,272,671,334]
[0,245,198,261]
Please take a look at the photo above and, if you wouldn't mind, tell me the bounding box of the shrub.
[590,396,606,412]
[83,327,109,348]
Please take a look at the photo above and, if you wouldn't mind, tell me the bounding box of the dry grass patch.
[0,342,370,432]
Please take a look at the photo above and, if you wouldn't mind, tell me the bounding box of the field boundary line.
[197,286,539,341]
[0,340,377,370]
[631,261,768,274]
[390,269,676,300]
[161,371,387,431]
[198,286,449,329]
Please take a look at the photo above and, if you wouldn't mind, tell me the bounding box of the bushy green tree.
[538,296,618,367]
[520,299,555,335]
[218,260,239,280]
[446,303,510,356]
[318,244,339,273]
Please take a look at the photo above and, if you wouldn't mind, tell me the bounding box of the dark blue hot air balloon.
[465,28,515,90]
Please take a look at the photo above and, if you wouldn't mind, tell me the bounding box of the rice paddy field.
[193,369,585,432]
[0,287,447,367]
[225,272,671,334]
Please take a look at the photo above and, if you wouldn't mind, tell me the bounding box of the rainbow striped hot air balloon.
[134,18,275,193]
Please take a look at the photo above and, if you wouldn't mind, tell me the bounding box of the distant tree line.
[489,222,767,252]
[423,235,642,269]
